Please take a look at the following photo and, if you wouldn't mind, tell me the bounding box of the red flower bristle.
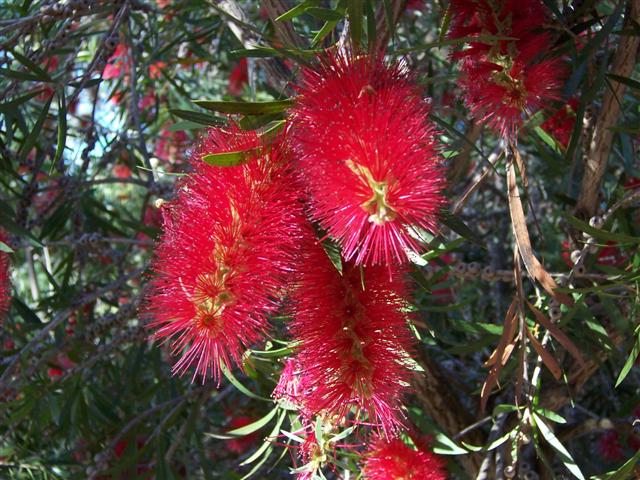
[291,52,445,266]
[362,436,447,480]
[146,125,303,382]
[290,232,414,435]
[449,0,565,138]
[540,98,579,148]
[228,58,249,96]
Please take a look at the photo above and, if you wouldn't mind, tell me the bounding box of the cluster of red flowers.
[290,236,414,434]
[147,126,303,381]
[362,437,447,479]
[0,230,11,322]
[291,54,445,266]
[449,0,565,138]
[147,51,446,473]
[540,98,579,148]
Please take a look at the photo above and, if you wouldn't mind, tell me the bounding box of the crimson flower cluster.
[147,126,303,381]
[449,0,565,138]
[362,437,447,480]
[147,52,445,444]
[291,54,445,266]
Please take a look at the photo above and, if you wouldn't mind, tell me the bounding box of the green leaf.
[240,409,286,467]
[347,0,364,49]
[365,0,376,48]
[328,425,355,443]
[275,0,320,22]
[202,148,259,167]
[11,50,53,82]
[312,20,339,46]
[0,90,43,113]
[438,6,452,42]
[321,238,342,274]
[533,126,562,154]
[307,7,346,21]
[0,241,13,253]
[0,202,43,247]
[562,212,640,244]
[432,431,469,455]
[0,67,45,82]
[592,449,640,480]
[220,362,271,402]
[535,408,567,424]
[193,99,293,115]
[440,210,484,246]
[615,329,640,387]
[169,109,224,126]
[167,120,202,131]
[225,407,278,437]
[533,412,585,480]
[461,430,511,453]
[52,87,67,169]
[250,345,295,359]
[607,73,640,91]
[18,94,52,165]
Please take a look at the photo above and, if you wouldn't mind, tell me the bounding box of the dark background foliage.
[0,0,639,479]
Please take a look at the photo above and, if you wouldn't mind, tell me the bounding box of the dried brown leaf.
[526,325,563,381]
[507,162,573,307]
[526,300,587,368]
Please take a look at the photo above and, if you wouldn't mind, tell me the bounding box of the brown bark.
[413,349,484,478]
[575,0,640,218]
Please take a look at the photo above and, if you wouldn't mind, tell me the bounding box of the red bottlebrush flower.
[431,253,455,304]
[598,430,625,462]
[628,434,640,452]
[625,176,640,190]
[0,230,11,322]
[149,61,167,79]
[290,234,414,434]
[362,437,447,480]
[291,53,445,266]
[295,431,325,480]
[103,44,129,80]
[228,59,249,96]
[406,0,426,11]
[146,126,303,382]
[449,0,564,138]
[155,127,189,166]
[112,163,132,179]
[225,415,260,454]
[540,98,579,148]
[273,357,306,409]
[596,241,627,267]
[48,368,64,380]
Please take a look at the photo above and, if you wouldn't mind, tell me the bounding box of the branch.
[575,1,640,217]
[412,348,484,477]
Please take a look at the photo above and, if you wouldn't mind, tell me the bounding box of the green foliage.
[0,1,639,479]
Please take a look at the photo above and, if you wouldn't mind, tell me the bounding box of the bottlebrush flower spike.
[362,437,447,479]
[449,0,564,138]
[291,52,445,266]
[0,230,11,322]
[147,125,303,382]
[228,58,249,96]
[540,98,579,148]
[273,357,307,410]
[290,233,414,434]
